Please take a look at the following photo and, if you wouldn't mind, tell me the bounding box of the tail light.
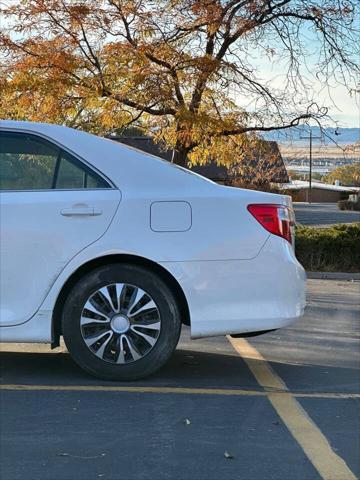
[247,204,295,244]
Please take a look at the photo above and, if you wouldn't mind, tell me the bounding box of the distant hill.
[262,126,360,145]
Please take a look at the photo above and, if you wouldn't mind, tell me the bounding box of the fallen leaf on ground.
[224,451,234,459]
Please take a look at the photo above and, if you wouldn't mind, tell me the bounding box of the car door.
[0,130,121,327]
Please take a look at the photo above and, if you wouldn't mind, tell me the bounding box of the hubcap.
[111,314,130,334]
[80,283,161,364]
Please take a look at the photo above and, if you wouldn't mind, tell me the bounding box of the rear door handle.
[60,207,102,217]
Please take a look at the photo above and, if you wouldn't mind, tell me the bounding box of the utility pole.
[300,129,322,203]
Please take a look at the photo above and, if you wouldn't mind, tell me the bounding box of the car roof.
[0,120,214,193]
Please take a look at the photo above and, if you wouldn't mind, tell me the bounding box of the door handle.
[60,207,103,217]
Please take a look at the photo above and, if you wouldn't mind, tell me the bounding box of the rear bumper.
[161,235,306,338]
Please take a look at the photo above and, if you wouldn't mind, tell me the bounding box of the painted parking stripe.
[228,336,357,480]
[0,383,359,399]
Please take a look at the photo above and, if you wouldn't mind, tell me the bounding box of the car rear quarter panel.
[112,189,270,262]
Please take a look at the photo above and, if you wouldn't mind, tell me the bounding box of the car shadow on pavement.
[0,348,358,394]
[0,348,258,389]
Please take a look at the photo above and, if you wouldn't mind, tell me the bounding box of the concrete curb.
[306,271,360,281]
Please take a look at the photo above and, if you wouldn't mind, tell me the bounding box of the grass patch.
[295,223,360,272]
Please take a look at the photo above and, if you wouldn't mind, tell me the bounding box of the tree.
[226,139,288,188]
[323,164,360,186]
[1,1,359,166]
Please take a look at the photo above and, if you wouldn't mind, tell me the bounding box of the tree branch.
[105,91,176,116]
[214,114,314,138]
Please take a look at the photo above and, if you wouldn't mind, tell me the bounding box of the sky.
[257,59,360,128]
[256,23,359,128]
[319,85,359,127]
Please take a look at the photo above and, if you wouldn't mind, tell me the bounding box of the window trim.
[52,150,62,189]
[0,128,116,192]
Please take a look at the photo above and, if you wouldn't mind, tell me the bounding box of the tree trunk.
[171,145,190,167]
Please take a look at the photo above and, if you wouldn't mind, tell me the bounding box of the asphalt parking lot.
[293,203,360,226]
[0,279,359,480]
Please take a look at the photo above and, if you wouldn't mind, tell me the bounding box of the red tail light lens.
[247,204,294,244]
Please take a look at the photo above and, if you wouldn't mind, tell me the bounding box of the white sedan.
[0,121,306,380]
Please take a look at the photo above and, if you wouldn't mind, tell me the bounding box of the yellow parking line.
[228,336,357,480]
[0,383,359,399]
[0,384,263,396]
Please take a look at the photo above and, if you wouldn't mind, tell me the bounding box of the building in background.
[278,180,359,203]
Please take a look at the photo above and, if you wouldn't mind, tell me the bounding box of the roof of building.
[191,141,289,183]
[279,180,360,192]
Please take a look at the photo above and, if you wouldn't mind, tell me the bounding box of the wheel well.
[52,254,191,346]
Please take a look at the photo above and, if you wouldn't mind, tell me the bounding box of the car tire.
[62,263,182,380]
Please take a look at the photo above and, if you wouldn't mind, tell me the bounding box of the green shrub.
[295,223,360,272]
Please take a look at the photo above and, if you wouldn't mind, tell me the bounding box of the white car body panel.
[162,236,306,338]
[0,120,306,343]
[0,189,121,326]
